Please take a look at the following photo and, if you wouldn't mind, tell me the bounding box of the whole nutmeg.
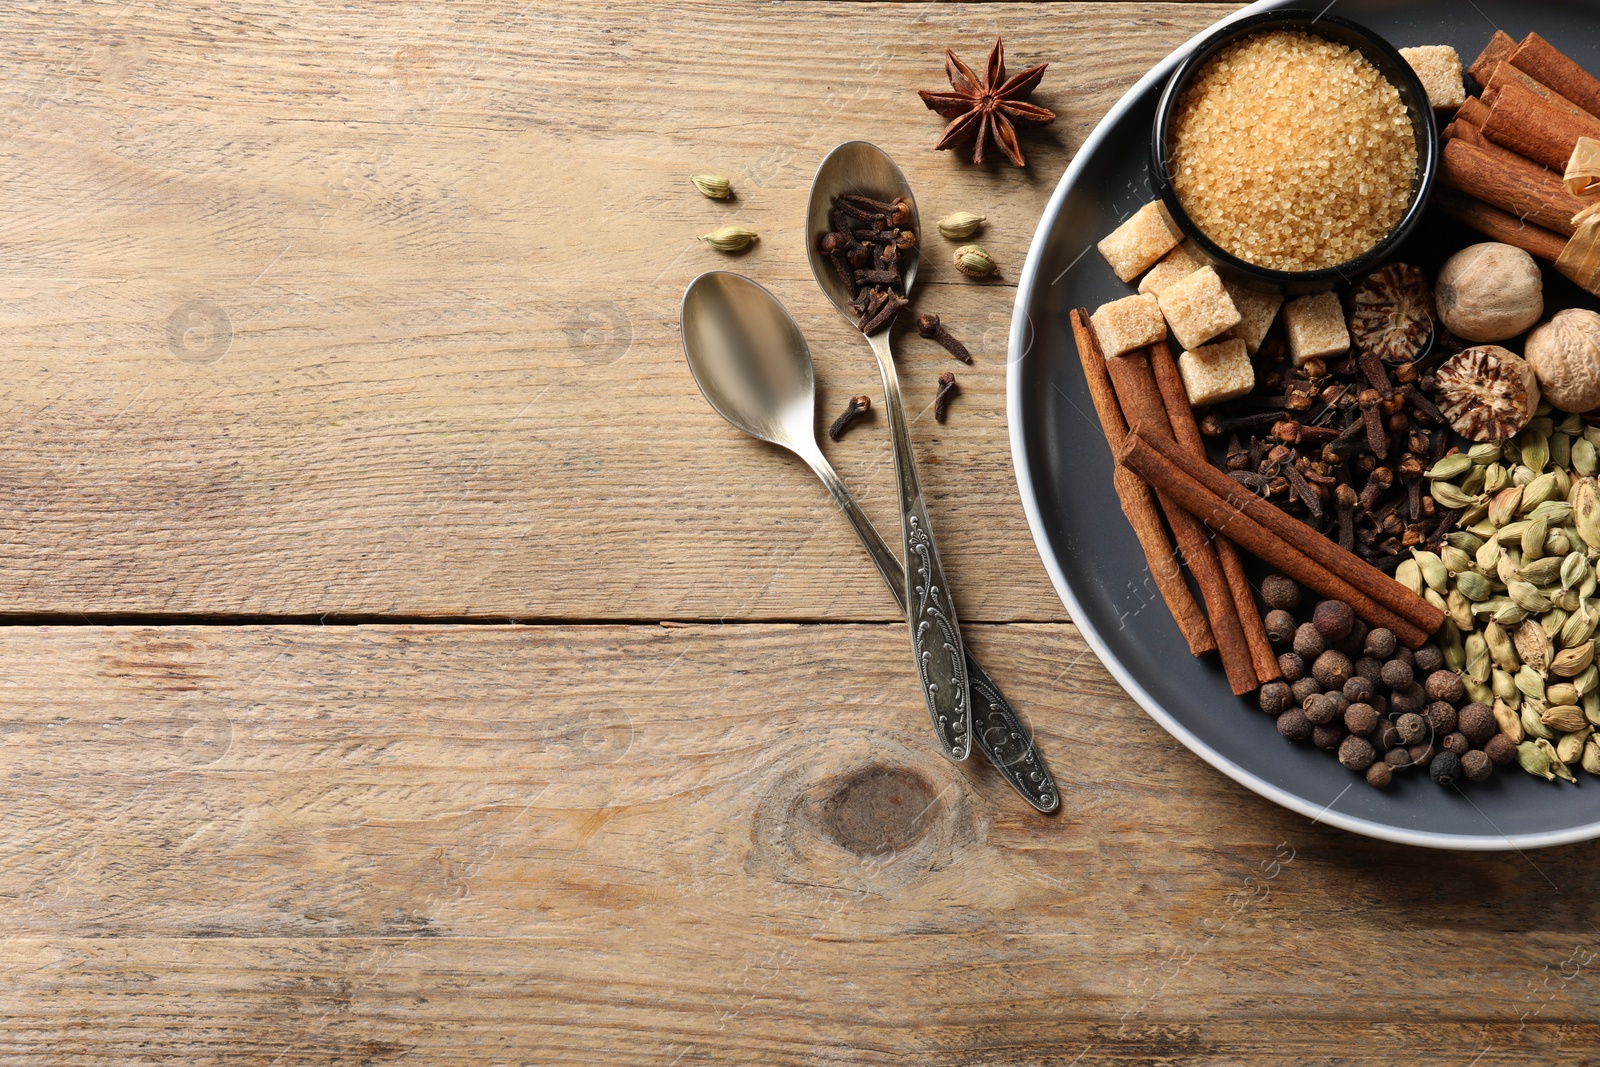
[1291,677,1323,706]
[1363,628,1398,660]
[1312,650,1354,690]
[1366,761,1393,788]
[1293,623,1326,660]
[1343,676,1375,704]
[1279,652,1306,682]
[1395,711,1427,745]
[1390,682,1426,715]
[1424,669,1465,704]
[1277,708,1312,742]
[1413,644,1445,675]
[1423,700,1458,735]
[1524,308,1600,414]
[1430,749,1464,785]
[1380,658,1415,691]
[1484,733,1517,765]
[1462,748,1494,783]
[1313,723,1346,751]
[1436,242,1544,343]
[1264,609,1298,645]
[1458,702,1497,744]
[1345,702,1379,735]
[1313,600,1355,641]
[1339,735,1376,772]
[1261,574,1301,610]
[1259,681,1293,715]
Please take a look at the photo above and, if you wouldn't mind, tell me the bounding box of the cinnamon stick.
[1456,95,1492,129]
[1510,32,1600,120]
[1481,61,1594,124]
[1146,341,1279,685]
[1107,350,1257,694]
[1468,30,1518,88]
[1482,77,1600,171]
[1119,429,1444,648]
[1439,135,1587,237]
[1069,309,1215,656]
[1434,187,1570,263]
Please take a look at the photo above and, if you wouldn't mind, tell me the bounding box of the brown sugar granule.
[1168,30,1418,272]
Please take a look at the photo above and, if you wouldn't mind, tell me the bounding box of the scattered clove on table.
[917,313,972,363]
[934,372,959,422]
[828,395,873,441]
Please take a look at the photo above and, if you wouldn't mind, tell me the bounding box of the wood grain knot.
[814,765,938,856]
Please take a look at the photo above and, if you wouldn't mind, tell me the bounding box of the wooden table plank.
[0,1,1237,620]
[2,623,1596,1063]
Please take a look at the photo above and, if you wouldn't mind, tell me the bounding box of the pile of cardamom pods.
[1416,410,1600,784]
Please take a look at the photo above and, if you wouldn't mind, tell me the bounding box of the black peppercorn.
[1277,708,1312,742]
[1442,731,1470,755]
[1430,750,1463,785]
[1395,712,1427,745]
[1458,702,1496,744]
[1339,735,1376,771]
[1389,683,1426,715]
[1355,657,1385,686]
[1380,658,1414,691]
[1462,749,1493,783]
[1424,669,1464,704]
[1343,676,1375,704]
[1279,652,1306,682]
[1312,650,1354,690]
[1293,623,1326,660]
[1261,574,1301,610]
[1345,702,1378,735]
[1265,609,1297,645]
[1413,643,1445,675]
[1363,627,1398,659]
[1366,761,1393,788]
[1423,700,1458,735]
[1259,681,1293,715]
[1313,723,1346,751]
[1484,734,1517,765]
[1313,600,1355,641]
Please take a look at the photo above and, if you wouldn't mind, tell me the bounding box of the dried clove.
[828,395,873,441]
[917,313,973,363]
[934,372,959,423]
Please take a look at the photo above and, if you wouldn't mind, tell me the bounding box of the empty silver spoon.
[680,270,1058,813]
[805,140,972,762]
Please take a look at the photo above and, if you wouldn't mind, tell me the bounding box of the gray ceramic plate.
[1008,0,1600,849]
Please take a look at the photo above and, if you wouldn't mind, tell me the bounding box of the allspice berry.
[1279,653,1306,682]
[1458,702,1497,744]
[1462,749,1494,783]
[1355,657,1385,686]
[1396,712,1427,745]
[1380,658,1414,691]
[1363,628,1398,659]
[1291,677,1323,706]
[1389,682,1426,715]
[1484,733,1517,765]
[1313,723,1346,751]
[1384,746,1413,770]
[1409,741,1437,768]
[1429,750,1463,785]
[1442,731,1470,755]
[1343,676,1375,704]
[1261,574,1301,610]
[1366,761,1393,788]
[1334,619,1369,658]
[1313,600,1355,641]
[1303,693,1337,725]
[1277,708,1312,742]
[1414,644,1445,675]
[1312,650,1354,690]
[1338,735,1376,771]
[1423,700,1458,735]
[1373,718,1400,751]
[1265,609,1297,645]
[1259,681,1293,715]
[1294,623,1326,660]
[1345,702,1378,735]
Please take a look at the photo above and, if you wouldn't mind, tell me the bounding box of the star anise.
[917,38,1056,167]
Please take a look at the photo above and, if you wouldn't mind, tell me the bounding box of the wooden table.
[2,2,1597,1062]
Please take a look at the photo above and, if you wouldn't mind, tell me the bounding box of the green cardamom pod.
[1552,465,1572,502]
[1559,412,1584,435]
[1547,682,1582,707]
[1424,587,1448,615]
[1560,607,1597,649]
[1582,739,1600,775]
[690,174,733,199]
[1394,558,1424,596]
[1465,632,1491,683]
[1428,482,1479,510]
[1447,531,1485,554]
[1527,499,1572,524]
[1521,473,1558,513]
[1586,425,1600,451]
[1493,601,1530,627]
[1496,520,1531,546]
[1541,704,1590,733]
[1427,454,1473,481]
[1497,550,1523,587]
[937,212,986,239]
[1441,620,1466,672]
[1484,463,1509,493]
[1454,570,1493,603]
[952,244,997,277]
[1551,640,1597,678]
[1557,730,1590,766]
[1522,703,1554,740]
[1475,538,1502,573]
[1562,552,1590,590]
[1465,676,1497,706]
[1490,487,1524,529]
[1516,428,1550,474]
[1543,607,1570,640]
[1413,549,1448,593]
[699,225,759,252]
[1545,737,1578,781]
[1573,478,1600,551]
[1508,579,1552,613]
[1469,442,1504,465]
[1574,438,1598,478]
[1546,528,1573,559]
[1517,663,1548,701]
[1514,618,1552,672]
[1522,517,1549,560]
[1440,545,1474,575]
[1552,433,1573,471]
[1448,587,1477,632]
[1461,465,1487,495]
[1577,664,1600,698]
[1495,698,1525,742]
[1554,587,1583,613]
[1520,555,1564,587]
[1582,571,1598,599]
[1493,667,1521,703]
[1513,464,1537,488]
[1587,687,1600,721]
[1518,740,1556,780]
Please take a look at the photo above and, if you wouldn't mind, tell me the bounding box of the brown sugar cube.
[1097,201,1183,282]
[1156,265,1241,351]
[1138,241,1206,297]
[1090,293,1167,358]
[1178,337,1255,408]
[1400,46,1466,110]
[1283,291,1351,366]
[1223,281,1284,355]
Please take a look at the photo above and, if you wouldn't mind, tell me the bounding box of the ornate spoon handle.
[802,445,1059,811]
[865,329,971,761]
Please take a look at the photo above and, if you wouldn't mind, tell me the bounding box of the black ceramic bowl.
[1150,10,1440,288]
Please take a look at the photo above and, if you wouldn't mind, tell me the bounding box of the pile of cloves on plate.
[820,194,918,335]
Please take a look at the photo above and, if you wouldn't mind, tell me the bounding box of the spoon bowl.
[805,140,921,324]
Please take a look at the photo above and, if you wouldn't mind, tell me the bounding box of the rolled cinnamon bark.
[1145,341,1279,685]
[1483,78,1600,171]
[1456,95,1493,129]
[1119,429,1444,648]
[1069,309,1216,656]
[1439,135,1587,237]
[1481,61,1593,123]
[1468,30,1518,88]
[1434,187,1570,263]
[1107,350,1258,694]
[1510,32,1600,120]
